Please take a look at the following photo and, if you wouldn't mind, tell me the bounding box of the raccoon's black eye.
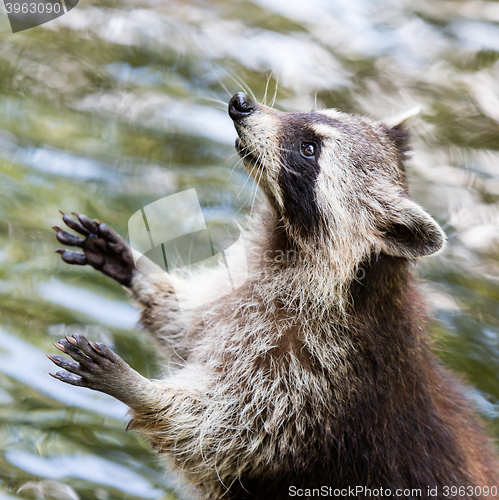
[300,142,316,158]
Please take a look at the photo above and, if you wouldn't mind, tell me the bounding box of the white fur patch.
[309,122,344,141]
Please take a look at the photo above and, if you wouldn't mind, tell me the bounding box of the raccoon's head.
[229,92,445,263]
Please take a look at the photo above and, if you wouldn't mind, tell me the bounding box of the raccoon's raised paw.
[48,334,136,402]
[53,212,135,287]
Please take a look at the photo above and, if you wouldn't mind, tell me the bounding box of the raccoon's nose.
[229,93,255,121]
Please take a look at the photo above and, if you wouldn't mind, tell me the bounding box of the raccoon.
[50,93,499,499]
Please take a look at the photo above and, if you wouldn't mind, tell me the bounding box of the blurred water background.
[0,0,499,498]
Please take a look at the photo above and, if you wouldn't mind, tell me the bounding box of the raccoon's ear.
[378,197,446,259]
[383,107,421,129]
[382,107,420,158]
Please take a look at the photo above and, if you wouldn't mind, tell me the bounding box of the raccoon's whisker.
[311,89,319,112]
[237,154,261,198]
[274,145,295,154]
[229,150,251,177]
[241,78,257,103]
[249,155,265,218]
[209,103,228,111]
[227,152,241,165]
[263,72,273,106]
[227,147,256,165]
[237,147,263,198]
[202,96,228,107]
[242,152,263,204]
[230,160,246,182]
[240,144,262,166]
[224,72,257,102]
[270,72,280,108]
[230,155,255,182]
[241,144,261,161]
[213,69,233,97]
[230,142,262,182]
[231,199,251,219]
[278,158,301,177]
[228,160,241,179]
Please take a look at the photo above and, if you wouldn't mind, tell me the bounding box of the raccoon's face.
[229,93,445,261]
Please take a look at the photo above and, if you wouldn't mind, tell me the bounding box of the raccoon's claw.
[47,354,84,380]
[53,227,84,247]
[76,213,100,234]
[48,334,132,398]
[55,249,87,265]
[54,212,135,287]
[49,371,85,386]
[59,212,90,237]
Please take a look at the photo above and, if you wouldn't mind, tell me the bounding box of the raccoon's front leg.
[53,212,135,287]
[53,212,189,358]
[48,336,226,493]
[48,334,154,408]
